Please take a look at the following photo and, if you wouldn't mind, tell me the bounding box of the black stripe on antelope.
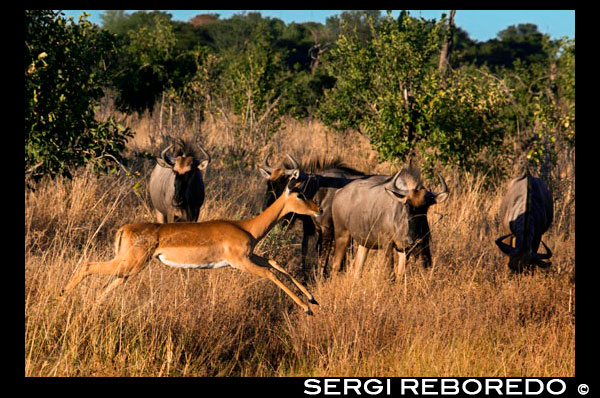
[495,171,553,273]
[330,163,449,279]
[149,137,211,223]
[258,153,365,276]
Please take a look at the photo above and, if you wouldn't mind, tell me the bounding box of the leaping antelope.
[60,171,322,315]
[259,153,365,276]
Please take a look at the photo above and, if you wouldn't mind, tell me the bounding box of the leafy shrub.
[318,11,510,175]
[25,10,133,181]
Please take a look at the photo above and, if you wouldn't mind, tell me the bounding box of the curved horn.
[531,240,552,260]
[495,234,516,256]
[284,154,300,175]
[160,144,176,167]
[435,174,448,194]
[198,144,211,164]
[262,153,275,173]
[383,170,409,200]
[432,173,449,203]
[390,170,409,193]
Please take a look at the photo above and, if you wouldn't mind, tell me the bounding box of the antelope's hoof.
[305,308,314,316]
[309,298,319,306]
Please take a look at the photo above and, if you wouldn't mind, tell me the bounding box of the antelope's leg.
[353,245,369,277]
[62,245,153,297]
[96,276,128,302]
[235,256,313,315]
[62,260,120,294]
[251,254,318,305]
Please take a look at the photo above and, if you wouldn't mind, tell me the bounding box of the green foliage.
[498,37,575,173]
[25,10,133,181]
[220,21,292,143]
[100,10,173,36]
[458,23,551,71]
[325,10,384,42]
[110,15,181,113]
[319,11,509,175]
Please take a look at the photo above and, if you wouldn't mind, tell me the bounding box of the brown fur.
[61,187,322,314]
[173,156,195,175]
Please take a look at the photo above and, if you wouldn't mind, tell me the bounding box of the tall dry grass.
[25,108,574,377]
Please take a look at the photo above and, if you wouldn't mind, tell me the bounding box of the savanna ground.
[25,105,575,377]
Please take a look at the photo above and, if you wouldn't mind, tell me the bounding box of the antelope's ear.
[286,170,302,193]
[258,167,271,179]
[385,187,408,203]
[197,159,209,171]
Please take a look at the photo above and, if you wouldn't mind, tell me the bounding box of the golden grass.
[25,109,574,377]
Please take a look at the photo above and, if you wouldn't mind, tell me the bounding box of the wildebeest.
[330,164,449,278]
[258,153,365,275]
[495,171,553,272]
[149,138,211,223]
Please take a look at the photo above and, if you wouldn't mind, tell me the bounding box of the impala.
[259,153,365,276]
[61,171,322,315]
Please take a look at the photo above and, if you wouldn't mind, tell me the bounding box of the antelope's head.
[283,169,322,218]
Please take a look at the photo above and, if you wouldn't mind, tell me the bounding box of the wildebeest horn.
[160,144,176,167]
[198,144,211,164]
[495,234,515,256]
[532,240,552,260]
[262,153,275,173]
[384,170,409,196]
[284,154,300,175]
[530,241,552,268]
[433,174,449,203]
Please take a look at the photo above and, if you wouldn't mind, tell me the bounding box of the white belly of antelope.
[158,254,230,269]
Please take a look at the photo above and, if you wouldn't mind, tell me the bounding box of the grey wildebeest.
[330,164,449,279]
[258,153,365,276]
[495,171,553,272]
[149,138,211,223]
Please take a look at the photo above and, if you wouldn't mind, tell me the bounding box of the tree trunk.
[439,10,456,76]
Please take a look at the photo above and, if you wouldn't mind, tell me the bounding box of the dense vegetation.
[24,10,575,377]
[25,9,574,181]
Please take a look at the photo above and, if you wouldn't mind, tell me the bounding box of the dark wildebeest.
[495,171,553,272]
[258,153,365,276]
[330,164,449,279]
[149,138,211,223]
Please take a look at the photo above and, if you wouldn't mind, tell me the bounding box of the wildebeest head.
[156,139,211,221]
[495,172,553,272]
[258,153,364,210]
[383,166,449,210]
[258,153,313,209]
[381,165,449,267]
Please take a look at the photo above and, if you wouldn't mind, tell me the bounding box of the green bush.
[25,10,132,181]
[318,11,509,175]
